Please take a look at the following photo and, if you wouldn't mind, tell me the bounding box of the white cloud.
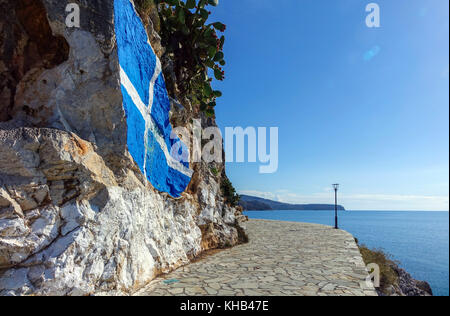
[239,190,449,211]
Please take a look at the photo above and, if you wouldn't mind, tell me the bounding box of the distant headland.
[239,195,346,211]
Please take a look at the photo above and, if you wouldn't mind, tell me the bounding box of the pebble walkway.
[136,220,378,296]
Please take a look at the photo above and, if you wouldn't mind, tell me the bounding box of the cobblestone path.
[136,220,378,296]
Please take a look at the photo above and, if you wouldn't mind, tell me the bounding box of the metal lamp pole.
[333,184,340,229]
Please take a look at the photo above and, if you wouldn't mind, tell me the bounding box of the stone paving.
[135,220,378,296]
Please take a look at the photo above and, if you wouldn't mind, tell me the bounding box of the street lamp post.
[333,184,340,229]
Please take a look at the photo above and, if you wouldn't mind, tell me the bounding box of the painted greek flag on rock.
[114,0,193,197]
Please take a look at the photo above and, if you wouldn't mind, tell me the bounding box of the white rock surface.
[0,0,247,295]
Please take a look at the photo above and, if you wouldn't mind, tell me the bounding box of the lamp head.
[332,184,340,190]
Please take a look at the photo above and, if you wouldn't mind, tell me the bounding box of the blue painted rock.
[114,0,193,198]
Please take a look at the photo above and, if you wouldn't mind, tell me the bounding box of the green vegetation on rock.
[221,175,240,207]
[154,0,226,117]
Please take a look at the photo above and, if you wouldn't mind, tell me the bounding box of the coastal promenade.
[136,220,378,296]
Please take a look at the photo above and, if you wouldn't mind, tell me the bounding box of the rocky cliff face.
[381,264,433,297]
[0,0,247,296]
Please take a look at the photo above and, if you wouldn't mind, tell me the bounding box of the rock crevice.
[0,0,69,122]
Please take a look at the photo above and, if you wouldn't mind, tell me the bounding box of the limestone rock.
[0,0,247,295]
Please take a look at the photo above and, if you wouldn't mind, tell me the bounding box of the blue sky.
[209,0,449,210]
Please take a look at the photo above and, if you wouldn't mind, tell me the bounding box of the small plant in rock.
[210,167,219,176]
[155,0,226,117]
[221,175,240,207]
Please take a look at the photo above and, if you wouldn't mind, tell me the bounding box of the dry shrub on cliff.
[135,0,161,31]
[135,0,155,13]
[359,245,399,295]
